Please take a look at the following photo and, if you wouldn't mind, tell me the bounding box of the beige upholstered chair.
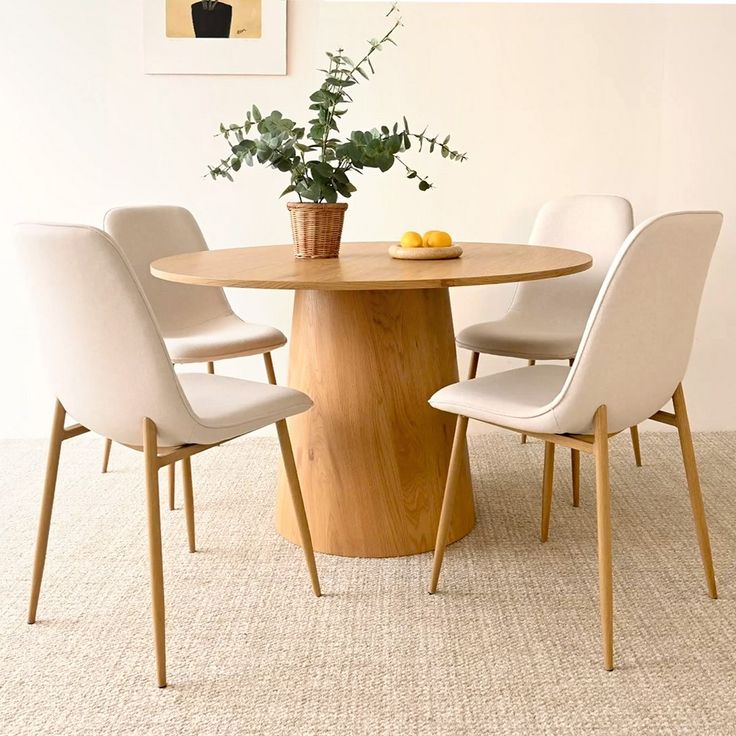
[430,211,722,670]
[457,195,636,505]
[16,223,320,688]
[101,205,287,513]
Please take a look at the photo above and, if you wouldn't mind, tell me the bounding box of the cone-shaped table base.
[275,288,475,558]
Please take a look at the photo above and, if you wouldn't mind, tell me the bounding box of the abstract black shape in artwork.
[191,1,233,38]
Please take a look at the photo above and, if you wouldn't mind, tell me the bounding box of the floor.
[1,431,735,735]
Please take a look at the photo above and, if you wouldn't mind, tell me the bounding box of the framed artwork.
[144,0,287,75]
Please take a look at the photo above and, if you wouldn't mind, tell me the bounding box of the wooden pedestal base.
[275,288,475,557]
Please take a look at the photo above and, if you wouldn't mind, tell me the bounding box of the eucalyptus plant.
[207,4,467,203]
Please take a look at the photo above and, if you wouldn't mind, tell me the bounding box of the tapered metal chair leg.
[102,438,112,473]
[594,406,614,671]
[143,418,167,688]
[467,351,479,380]
[168,464,176,511]
[571,449,580,507]
[181,457,196,553]
[28,400,66,624]
[630,425,642,467]
[276,419,321,597]
[672,385,717,599]
[429,415,470,594]
[567,357,581,507]
[541,442,555,542]
[263,352,278,385]
[521,359,536,444]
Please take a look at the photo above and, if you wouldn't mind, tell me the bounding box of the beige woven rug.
[1,431,735,735]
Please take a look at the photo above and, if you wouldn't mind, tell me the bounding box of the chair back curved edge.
[14,222,204,447]
[104,205,232,334]
[506,194,635,329]
[551,210,723,434]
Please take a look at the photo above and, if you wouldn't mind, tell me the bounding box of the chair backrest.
[104,206,232,333]
[14,223,200,447]
[508,195,634,326]
[551,211,722,434]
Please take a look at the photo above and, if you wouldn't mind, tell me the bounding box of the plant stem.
[320,16,402,161]
[406,132,467,161]
[394,154,432,188]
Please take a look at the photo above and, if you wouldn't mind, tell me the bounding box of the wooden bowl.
[388,244,463,260]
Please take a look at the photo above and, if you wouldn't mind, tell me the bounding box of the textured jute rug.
[1,431,734,735]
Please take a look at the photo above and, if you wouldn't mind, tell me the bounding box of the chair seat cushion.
[164,314,287,364]
[430,365,570,434]
[175,373,312,446]
[456,315,584,361]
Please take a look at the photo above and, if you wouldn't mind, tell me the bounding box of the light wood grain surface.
[274,288,474,557]
[151,242,592,291]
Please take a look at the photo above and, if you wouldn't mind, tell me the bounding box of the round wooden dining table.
[152,242,592,558]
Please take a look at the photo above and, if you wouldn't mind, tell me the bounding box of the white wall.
[1,1,734,438]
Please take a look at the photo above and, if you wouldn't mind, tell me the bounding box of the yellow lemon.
[400,231,424,248]
[422,230,438,247]
[426,230,453,248]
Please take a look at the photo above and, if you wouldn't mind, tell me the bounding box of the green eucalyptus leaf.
[378,155,394,172]
[303,183,321,202]
[335,183,354,198]
[326,77,355,87]
[315,161,334,178]
[321,185,338,204]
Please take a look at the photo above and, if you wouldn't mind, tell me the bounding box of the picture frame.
[144,0,287,75]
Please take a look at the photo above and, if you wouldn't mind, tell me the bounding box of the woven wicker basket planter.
[287,202,348,259]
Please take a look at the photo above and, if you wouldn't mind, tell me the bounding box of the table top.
[151,242,592,291]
